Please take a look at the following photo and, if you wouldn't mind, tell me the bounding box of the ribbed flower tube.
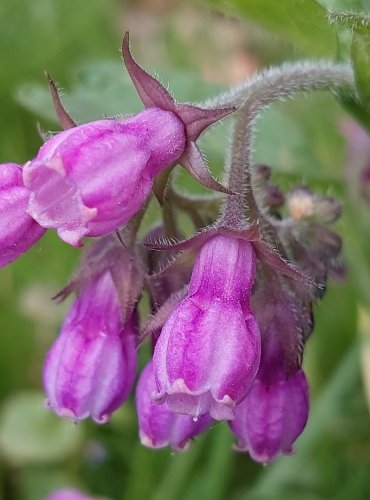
[153,235,261,420]
[44,271,137,423]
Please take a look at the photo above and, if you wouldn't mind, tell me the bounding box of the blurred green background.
[1,0,370,498]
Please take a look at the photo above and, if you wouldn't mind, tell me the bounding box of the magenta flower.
[229,336,309,463]
[152,235,261,420]
[22,34,234,247]
[44,271,137,423]
[136,361,212,451]
[0,163,45,268]
[45,488,95,500]
[23,110,185,246]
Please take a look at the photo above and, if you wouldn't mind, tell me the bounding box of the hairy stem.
[207,61,355,225]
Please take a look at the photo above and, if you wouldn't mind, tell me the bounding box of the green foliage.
[0,392,82,465]
[208,0,337,56]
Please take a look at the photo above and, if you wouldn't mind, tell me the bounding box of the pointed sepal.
[144,223,259,252]
[121,32,176,111]
[122,33,237,195]
[139,286,188,345]
[177,103,236,142]
[179,142,233,194]
[253,241,317,286]
[45,72,76,130]
[152,166,173,206]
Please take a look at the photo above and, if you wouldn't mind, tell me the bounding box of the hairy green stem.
[207,62,355,225]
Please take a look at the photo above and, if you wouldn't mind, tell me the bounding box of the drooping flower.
[152,235,261,420]
[22,34,235,247]
[229,339,309,463]
[281,186,342,293]
[136,361,212,451]
[0,163,46,268]
[229,270,310,463]
[44,488,96,500]
[23,111,186,246]
[44,271,137,423]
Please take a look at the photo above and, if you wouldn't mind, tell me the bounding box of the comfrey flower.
[44,488,97,500]
[228,267,310,463]
[229,336,309,463]
[23,111,185,246]
[21,34,234,247]
[136,362,212,451]
[44,270,137,423]
[152,235,261,420]
[0,163,46,268]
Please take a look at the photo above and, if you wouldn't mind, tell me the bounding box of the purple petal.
[230,369,309,463]
[0,163,46,267]
[44,272,137,422]
[136,362,211,450]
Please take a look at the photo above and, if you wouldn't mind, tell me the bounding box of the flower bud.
[44,271,137,423]
[0,163,46,268]
[153,235,261,420]
[229,337,309,463]
[23,109,186,246]
[136,362,212,451]
[287,187,341,224]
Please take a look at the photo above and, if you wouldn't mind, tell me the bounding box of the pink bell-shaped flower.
[136,362,212,451]
[229,335,309,463]
[152,235,261,420]
[23,34,234,247]
[0,163,46,267]
[45,488,96,500]
[44,270,137,423]
[23,110,185,246]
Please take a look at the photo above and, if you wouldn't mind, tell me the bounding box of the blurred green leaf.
[254,93,345,179]
[340,93,370,131]
[19,469,79,500]
[208,0,337,57]
[328,12,370,130]
[0,392,82,465]
[332,11,370,108]
[16,61,224,124]
[352,22,370,108]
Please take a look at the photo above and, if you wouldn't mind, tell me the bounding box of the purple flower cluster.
[0,35,343,464]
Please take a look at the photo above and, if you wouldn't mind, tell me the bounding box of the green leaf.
[340,93,370,132]
[208,0,337,57]
[0,392,83,465]
[352,23,370,109]
[330,12,370,132]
